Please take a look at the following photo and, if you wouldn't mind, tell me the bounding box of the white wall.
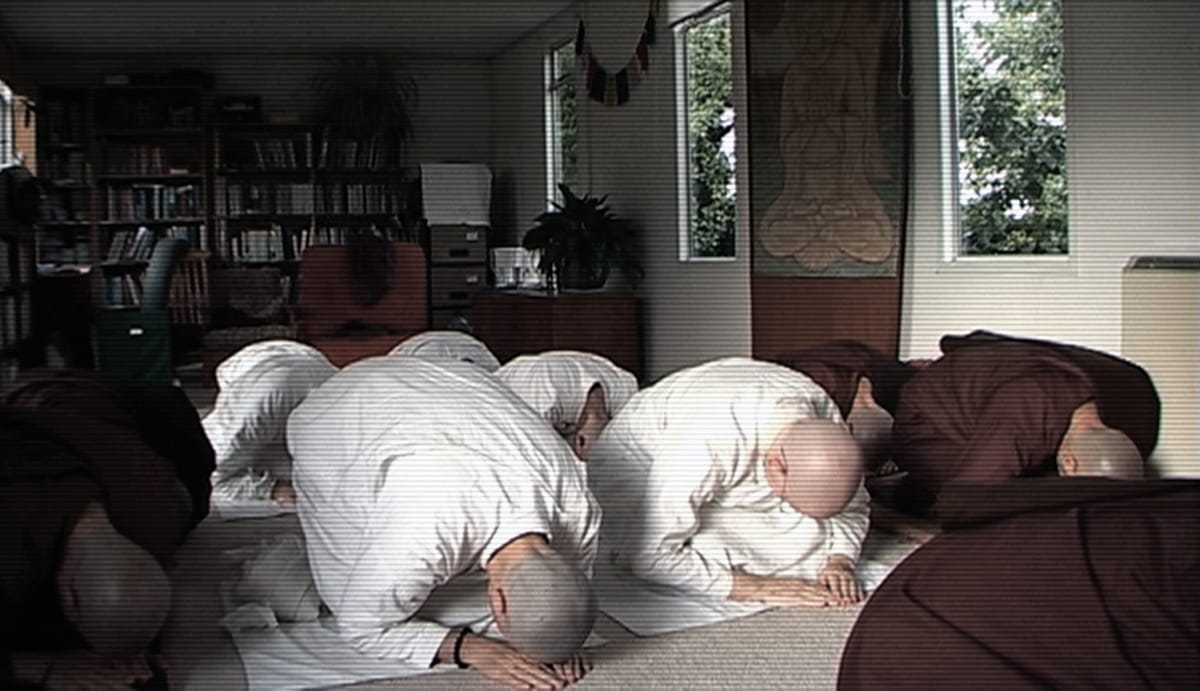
[25,53,493,174]
[493,0,753,381]
[900,0,1200,358]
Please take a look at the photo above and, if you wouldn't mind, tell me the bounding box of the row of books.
[316,183,409,216]
[105,226,158,263]
[104,183,202,221]
[225,224,400,263]
[316,136,401,170]
[43,150,90,184]
[100,142,198,176]
[223,183,314,217]
[0,294,32,351]
[101,274,144,307]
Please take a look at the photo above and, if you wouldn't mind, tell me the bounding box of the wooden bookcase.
[212,124,418,266]
[0,184,37,381]
[36,84,208,307]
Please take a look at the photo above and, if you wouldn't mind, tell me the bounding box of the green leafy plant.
[522,184,643,291]
[313,52,418,154]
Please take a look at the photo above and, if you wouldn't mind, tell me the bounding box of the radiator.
[1122,256,1200,478]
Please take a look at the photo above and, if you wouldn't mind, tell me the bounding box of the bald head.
[497,549,597,663]
[767,419,863,518]
[58,510,172,656]
[1059,426,1144,480]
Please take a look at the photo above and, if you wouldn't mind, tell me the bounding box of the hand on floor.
[818,557,865,606]
[271,481,296,507]
[544,652,593,686]
[730,571,833,607]
[460,633,570,690]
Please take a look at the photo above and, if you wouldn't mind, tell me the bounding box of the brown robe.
[774,340,916,418]
[838,477,1199,690]
[0,371,214,681]
[891,331,1160,505]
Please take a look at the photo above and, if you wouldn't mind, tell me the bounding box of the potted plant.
[313,52,418,167]
[522,184,643,292]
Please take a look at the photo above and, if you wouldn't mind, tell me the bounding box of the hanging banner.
[575,0,661,107]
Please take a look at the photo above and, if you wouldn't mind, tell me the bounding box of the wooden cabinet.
[472,290,642,381]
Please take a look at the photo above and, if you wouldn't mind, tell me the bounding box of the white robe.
[387,330,501,372]
[495,350,639,435]
[288,356,600,667]
[589,357,870,600]
[202,340,337,502]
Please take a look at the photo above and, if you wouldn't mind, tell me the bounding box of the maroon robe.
[0,371,214,682]
[891,331,1160,505]
[774,340,916,418]
[838,477,1199,690]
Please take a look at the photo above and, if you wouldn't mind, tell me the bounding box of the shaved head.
[498,550,596,663]
[1060,426,1144,480]
[58,510,172,656]
[768,419,863,518]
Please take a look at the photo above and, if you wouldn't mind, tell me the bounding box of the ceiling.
[0,0,577,59]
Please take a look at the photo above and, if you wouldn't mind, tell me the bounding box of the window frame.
[937,0,1075,272]
[544,37,578,210]
[0,81,15,169]
[675,1,737,263]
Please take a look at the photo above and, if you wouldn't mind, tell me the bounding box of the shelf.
[46,180,91,189]
[43,142,89,150]
[217,168,311,178]
[96,173,204,183]
[99,217,206,227]
[315,168,407,176]
[37,220,91,228]
[94,127,204,137]
[222,214,313,225]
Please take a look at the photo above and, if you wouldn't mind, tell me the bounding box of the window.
[546,39,579,206]
[0,81,15,169]
[943,0,1068,258]
[677,3,735,260]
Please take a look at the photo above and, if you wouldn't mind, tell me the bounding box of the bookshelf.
[212,124,418,268]
[37,85,208,307]
[0,182,37,378]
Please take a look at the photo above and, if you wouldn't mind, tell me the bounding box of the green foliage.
[522,184,643,290]
[955,0,1068,255]
[685,10,735,257]
[551,43,579,193]
[314,52,418,143]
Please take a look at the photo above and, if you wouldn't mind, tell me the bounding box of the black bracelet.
[452,626,472,669]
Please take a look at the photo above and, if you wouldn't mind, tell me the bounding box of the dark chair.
[92,237,189,383]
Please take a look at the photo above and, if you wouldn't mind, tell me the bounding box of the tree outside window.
[950,0,1068,256]
[680,5,735,259]
[547,40,578,206]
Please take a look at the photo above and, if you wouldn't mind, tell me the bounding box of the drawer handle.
[464,275,480,285]
[465,231,480,241]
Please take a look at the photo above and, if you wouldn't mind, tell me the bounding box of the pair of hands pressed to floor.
[730,554,866,608]
[456,632,592,690]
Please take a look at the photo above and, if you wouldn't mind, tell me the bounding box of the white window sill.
[936,255,1076,277]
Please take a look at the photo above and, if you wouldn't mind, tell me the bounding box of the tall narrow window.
[945,0,1068,257]
[678,4,735,259]
[546,39,579,206]
[0,81,15,169]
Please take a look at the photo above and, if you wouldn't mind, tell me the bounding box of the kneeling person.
[496,350,638,460]
[590,357,869,608]
[289,356,600,690]
[203,340,337,507]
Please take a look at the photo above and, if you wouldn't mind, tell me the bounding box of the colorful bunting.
[575,0,661,107]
